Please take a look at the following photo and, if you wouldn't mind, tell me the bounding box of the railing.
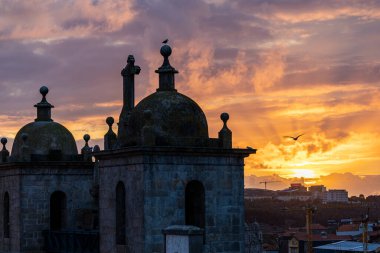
[43,230,99,253]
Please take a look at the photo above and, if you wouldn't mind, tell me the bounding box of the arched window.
[116,181,126,245]
[50,191,66,231]
[4,192,9,238]
[185,180,205,228]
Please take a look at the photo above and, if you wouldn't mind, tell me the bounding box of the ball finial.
[160,44,172,58]
[106,117,114,127]
[40,86,49,97]
[221,112,229,124]
[93,145,100,152]
[1,138,7,145]
[83,134,90,142]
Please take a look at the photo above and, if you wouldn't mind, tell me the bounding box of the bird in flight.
[283,133,304,141]
[162,39,169,44]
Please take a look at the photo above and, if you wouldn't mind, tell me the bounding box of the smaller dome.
[10,86,78,161]
[11,121,78,159]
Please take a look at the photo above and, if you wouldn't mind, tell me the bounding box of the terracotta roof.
[288,224,327,231]
[281,232,352,242]
[337,224,360,232]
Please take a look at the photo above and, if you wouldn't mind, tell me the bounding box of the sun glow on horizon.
[289,169,317,179]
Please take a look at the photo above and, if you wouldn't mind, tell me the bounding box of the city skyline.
[1,1,380,189]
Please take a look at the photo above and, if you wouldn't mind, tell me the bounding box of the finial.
[156,42,178,91]
[104,116,117,150]
[0,137,9,163]
[218,112,232,149]
[35,86,54,122]
[81,134,92,161]
[160,44,172,60]
[93,145,100,152]
[221,112,229,127]
[1,138,7,150]
[83,134,90,146]
[40,86,49,102]
[106,117,114,128]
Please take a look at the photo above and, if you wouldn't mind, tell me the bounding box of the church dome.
[11,86,78,160]
[118,44,209,147]
[126,90,209,146]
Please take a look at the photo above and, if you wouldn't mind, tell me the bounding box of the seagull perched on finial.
[283,133,304,141]
[162,39,168,44]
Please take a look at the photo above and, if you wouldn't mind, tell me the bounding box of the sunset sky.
[1,0,380,189]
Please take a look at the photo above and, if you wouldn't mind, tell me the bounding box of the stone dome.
[11,86,78,161]
[126,90,209,146]
[11,121,78,158]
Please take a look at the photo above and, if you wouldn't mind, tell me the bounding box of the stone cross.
[121,55,141,114]
[118,55,141,145]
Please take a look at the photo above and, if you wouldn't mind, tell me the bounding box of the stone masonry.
[98,147,251,253]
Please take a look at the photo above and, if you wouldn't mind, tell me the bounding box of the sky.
[1,0,380,193]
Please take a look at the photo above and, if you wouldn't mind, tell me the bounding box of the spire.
[34,86,54,122]
[155,42,178,91]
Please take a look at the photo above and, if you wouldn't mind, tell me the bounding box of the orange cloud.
[0,0,135,41]
[251,1,380,23]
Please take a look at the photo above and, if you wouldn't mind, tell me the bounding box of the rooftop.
[314,241,380,252]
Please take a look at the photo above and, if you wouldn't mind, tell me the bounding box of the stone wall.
[0,162,94,253]
[0,167,21,253]
[98,147,248,253]
[143,154,245,253]
[99,156,145,253]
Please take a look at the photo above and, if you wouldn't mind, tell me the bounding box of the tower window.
[185,180,205,228]
[116,181,126,245]
[50,191,66,231]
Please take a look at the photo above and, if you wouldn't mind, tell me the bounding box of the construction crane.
[305,206,317,253]
[259,181,280,190]
[282,205,316,253]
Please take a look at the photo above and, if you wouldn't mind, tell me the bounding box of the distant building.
[276,191,312,202]
[323,190,348,203]
[245,188,275,201]
[308,185,326,200]
[279,232,352,253]
[336,223,375,237]
[314,241,380,253]
[290,183,307,192]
